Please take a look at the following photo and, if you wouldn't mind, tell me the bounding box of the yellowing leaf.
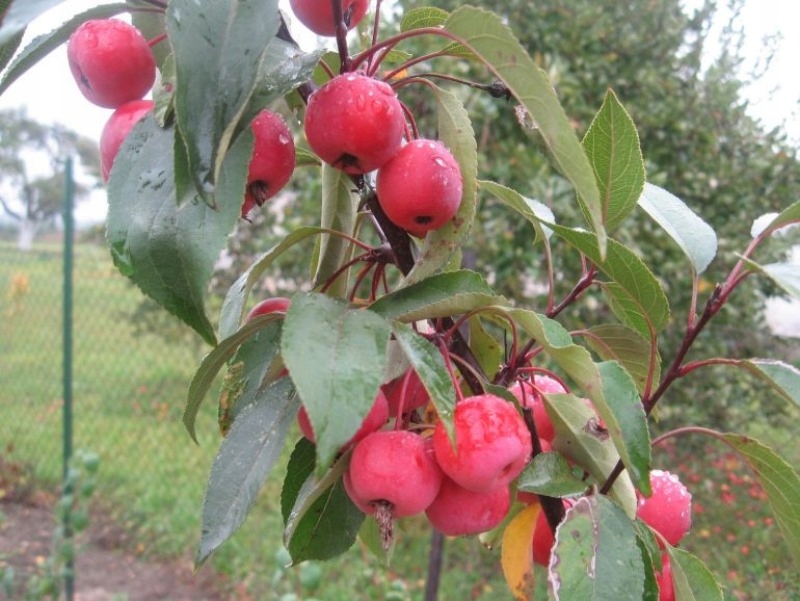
[501,503,540,600]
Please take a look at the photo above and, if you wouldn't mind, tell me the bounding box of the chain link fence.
[0,230,222,558]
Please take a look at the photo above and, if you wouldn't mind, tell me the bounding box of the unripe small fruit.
[433,394,531,493]
[508,374,568,444]
[346,431,442,518]
[376,139,463,237]
[241,110,296,218]
[425,477,510,536]
[297,389,389,448]
[288,0,369,37]
[304,73,405,175]
[67,19,156,109]
[99,99,154,182]
[636,469,692,547]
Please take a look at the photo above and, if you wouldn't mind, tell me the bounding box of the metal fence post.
[62,156,75,601]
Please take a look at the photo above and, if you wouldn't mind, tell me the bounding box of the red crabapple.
[509,374,568,443]
[288,0,369,37]
[246,297,291,320]
[380,368,430,417]
[297,389,389,448]
[241,110,296,218]
[425,477,510,536]
[636,469,692,547]
[67,19,156,109]
[433,394,531,493]
[531,498,574,566]
[346,431,442,518]
[656,553,675,601]
[304,73,405,175]
[376,139,463,237]
[99,99,154,182]
[531,506,555,567]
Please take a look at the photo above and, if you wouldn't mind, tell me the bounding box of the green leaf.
[545,393,637,516]
[721,433,800,567]
[633,523,662,601]
[0,0,64,44]
[595,361,651,495]
[391,323,456,440]
[0,3,130,95]
[479,179,555,242]
[516,452,588,498]
[219,320,285,434]
[507,308,649,495]
[184,314,283,442]
[281,437,316,525]
[583,324,661,395]
[582,89,645,232]
[237,35,322,131]
[667,547,724,601]
[131,2,169,70]
[759,200,800,236]
[370,269,503,322]
[400,6,448,31]
[312,164,359,296]
[737,359,800,408]
[285,476,365,563]
[548,225,670,336]
[468,316,505,381]
[638,183,717,275]
[167,0,279,198]
[281,294,391,472]
[0,28,22,77]
[746,261,800,300]
[444,6,605,256]
[550,495,645,599]
[404,82,478,284]
[219,227,344,340]
[196,377,299,566]
[107,115,247,346]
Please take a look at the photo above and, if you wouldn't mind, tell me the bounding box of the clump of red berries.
[332,390,530,547]
[302,69,464,237]
[69,17,296,212]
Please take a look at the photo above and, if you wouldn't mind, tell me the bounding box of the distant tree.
[0,107,100,250]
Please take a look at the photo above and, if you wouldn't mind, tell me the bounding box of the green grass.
[2,238,798,600]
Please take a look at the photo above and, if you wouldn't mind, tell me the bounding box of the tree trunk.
[17,218,38,251]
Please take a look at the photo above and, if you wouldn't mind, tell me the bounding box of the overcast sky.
[1,0,798,224]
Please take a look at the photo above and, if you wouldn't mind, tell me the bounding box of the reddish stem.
[147,32,168,48]
[331,0,351,73]
[546,265,597,319]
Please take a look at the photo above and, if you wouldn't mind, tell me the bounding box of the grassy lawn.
[1,238,797,600]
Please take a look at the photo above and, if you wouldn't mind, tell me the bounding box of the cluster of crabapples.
[67,0,463,236]
[66,16,296,216]
[251,298,692,600]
